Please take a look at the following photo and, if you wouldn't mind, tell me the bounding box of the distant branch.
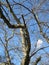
[32,10,49,43]
[8,47,22,51]
[0,37,5,47]
[30,46,49,58]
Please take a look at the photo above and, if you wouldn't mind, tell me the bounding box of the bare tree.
[0,0,49,65]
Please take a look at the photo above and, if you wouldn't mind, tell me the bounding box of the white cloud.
[37,39,43,48]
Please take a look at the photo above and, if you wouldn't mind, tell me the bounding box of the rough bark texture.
[20,25,31,65]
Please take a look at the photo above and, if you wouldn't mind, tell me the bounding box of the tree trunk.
[20,25,31,65]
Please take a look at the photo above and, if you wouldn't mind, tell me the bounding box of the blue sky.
[0,0,49,65]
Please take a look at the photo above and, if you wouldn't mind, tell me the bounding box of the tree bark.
[20,25,31,65]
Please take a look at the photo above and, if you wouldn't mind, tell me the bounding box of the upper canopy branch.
[0,6,24,29]
[6,0,20,24]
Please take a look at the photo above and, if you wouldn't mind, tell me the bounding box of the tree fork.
[20,15,31,65]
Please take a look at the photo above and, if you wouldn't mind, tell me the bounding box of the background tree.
[0,0,49,65]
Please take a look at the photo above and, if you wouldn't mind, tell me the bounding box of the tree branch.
[0,7,24,29]
[6,0,20,24]
[12,1,49,43]
[33,56,41,65]
[30,46,49,58]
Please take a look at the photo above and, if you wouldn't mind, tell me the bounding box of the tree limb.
[0,7,24,29]
[12,1,49,43]
[30,45,49,58]
[6,0,20,24]
[33,56,41,65]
